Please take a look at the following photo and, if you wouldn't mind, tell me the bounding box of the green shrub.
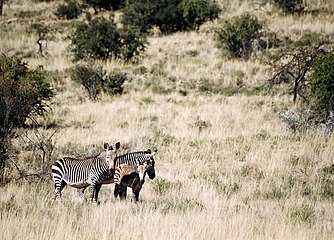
[70,63,104,100]
[55,1,82,20]
[0,55,54,184]
[103,72,126,95]
[310,52,334,118]
[69,17,147,62]
[83,0,123,13]
[122,0,220,34]
[215,13,263,60]
[273,0,305,14]
[70,64,126,100]
[70,17,121,61]
[179,0,221,30]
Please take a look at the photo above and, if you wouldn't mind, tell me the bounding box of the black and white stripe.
[113,162,148,201]
[113,149,157,200]
[51,142,120,203]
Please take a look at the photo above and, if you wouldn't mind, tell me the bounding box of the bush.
[122,0,220,34]
[273,0,305,14]
[70,63,126,100]
[69,17,147,62]
[55,1,82,20]
[310,52,334,118]
[0,54,54,184]
[83,0,124,13]
[103,72,127,95]
[215,13,263,60]
[70,63,104,100]
[178,0,221,31]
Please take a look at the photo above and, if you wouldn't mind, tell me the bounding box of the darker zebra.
[51,142,120,203]
[113,161,148,201]
[114,149,157,200]
[77,162,148,202]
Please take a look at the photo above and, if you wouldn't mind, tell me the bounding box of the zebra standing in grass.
[77,161,150,201]
[113,161,149,201]
[114,149,157,200]
[51,142,120,203]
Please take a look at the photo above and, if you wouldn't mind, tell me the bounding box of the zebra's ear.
[104,142,109,150]
[152,149,158,155]
[115,142,121,150]
[146,149,152,153]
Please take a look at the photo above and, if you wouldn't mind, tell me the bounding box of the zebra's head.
[137,161,147,183]
[103,142,120,171]
[145,149,157,180]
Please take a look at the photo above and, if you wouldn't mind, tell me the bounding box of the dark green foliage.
[310,52,334,117]
[104,72,127,95]
[119,26,147,63]
[83,0,123,13]
[178,0,221,30]
[122,0,221,34]
[263,33,328,103]
[55,1,82,20]
[70,63,126,100]
[0,54,54,184]
[70,17,121,61]
[70,63,104,100]
[0,55,54,129]
[69,17,147,62]
[273,0,305,14]
[215,13,263,60]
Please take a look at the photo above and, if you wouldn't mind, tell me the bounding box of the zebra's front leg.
[54,180,67,201]
[90,184,102,204]
[119,185,127,200]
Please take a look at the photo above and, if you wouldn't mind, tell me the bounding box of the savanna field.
[1,0,334,239]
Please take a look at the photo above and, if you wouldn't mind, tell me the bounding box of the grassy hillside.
[1,0,334,239]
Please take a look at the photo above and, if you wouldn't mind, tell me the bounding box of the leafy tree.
[263,33,328,103]
[69,17,147,62]
[0,54,54,184]
[309,52,334,117]
[119,26,147,63]
[179,0,221,31]
[83,0,124,13]
[215,13,263,60]
[122,0,220,34]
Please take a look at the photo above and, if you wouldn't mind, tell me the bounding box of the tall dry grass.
[1,0,334,239]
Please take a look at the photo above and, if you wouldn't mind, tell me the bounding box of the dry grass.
[1,0,334,239]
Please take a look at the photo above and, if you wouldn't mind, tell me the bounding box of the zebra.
[77,161,148,202]
[113,161,149,201]
[51,142,120,203]
[76,148,157,201]
[113,149,157,200]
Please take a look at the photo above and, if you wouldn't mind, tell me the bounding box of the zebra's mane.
[117,150,151,158]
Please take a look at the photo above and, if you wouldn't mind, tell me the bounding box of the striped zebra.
[51,142,120,203]
[114,149,157,200]
[113,161,148,201]
[77,161,149,201]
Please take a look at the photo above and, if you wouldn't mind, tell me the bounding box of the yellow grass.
[1,0,334,239]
